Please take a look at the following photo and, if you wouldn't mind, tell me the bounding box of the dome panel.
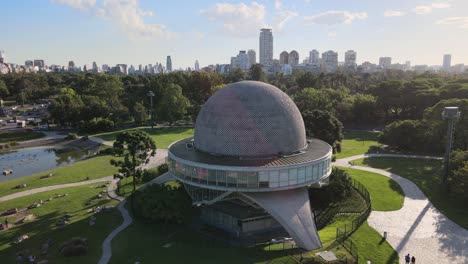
[194,81,307,157]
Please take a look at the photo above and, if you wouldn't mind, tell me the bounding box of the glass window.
[312,164,319,179]
[199,168,208,184]
[247,172,258,188]
[306,166,313,181]
[227,171,237,187]
[298,167,305,180]
[269,171,279,182]
[208,169,217,185]
[289,168,298,185]
[270,181,279,188]
[217,170,226,187]
[238,172,248,188]
[280,170,288,182]
[191,166,199,182]
[259,171,268,188]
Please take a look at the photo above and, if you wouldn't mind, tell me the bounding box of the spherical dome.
[194,81,307,157]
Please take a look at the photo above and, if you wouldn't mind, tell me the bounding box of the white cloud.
[51,0,96,10]
[327,31,337,38]
[51,0,175,39]
[384,10,405,17]
[436,17,468,29]
[414,2,450,15]
[201,2,266,37]
[274,0,282,10]
[304,10,368,25]
[275,11,298,30]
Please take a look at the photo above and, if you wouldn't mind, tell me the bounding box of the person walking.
[411,256,416,264]
[4,218,8,229]
[405,254,411,264]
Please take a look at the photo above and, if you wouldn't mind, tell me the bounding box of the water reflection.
[0,146,87,182]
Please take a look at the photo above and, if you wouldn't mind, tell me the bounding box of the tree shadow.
[433,211,468,262]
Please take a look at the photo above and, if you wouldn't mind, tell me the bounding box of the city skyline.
[3,0,468,68]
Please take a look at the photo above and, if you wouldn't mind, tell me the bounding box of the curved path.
[335,154,468,264]
[0,176,113,202]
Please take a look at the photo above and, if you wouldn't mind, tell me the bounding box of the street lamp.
[147,91,155,129]
[442,106,461,185]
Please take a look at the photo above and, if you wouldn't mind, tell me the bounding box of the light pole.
[442,106,461,185]
[147,91,155,129]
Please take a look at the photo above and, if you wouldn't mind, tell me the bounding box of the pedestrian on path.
[411,256,416,264]
[4,218,8,228]
[405,254,411,264]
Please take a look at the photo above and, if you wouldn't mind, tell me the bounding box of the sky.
[2,0,468,69]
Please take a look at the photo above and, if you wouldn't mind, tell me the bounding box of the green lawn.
[0,131,45,144]
[0,155,117,197]
[349,222,399,264]
[94,126,194,149]
[0,184,121,264]
[353,157,468,229]
[336,131,382,159]
[341,167,405,211]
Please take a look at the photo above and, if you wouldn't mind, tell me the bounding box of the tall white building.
[166,56,172,72]
[259,29,273,66]
[231,50,249,70]
[309,50,320,65]
[0,50,6,64]
[344,50,357,69]
[379,57,392,69]
[247,49,256,68]
[195,60,200,71]
[443,54,451,70]
[321,51,338,73]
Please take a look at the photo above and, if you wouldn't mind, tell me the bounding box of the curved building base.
[240,187,322,250]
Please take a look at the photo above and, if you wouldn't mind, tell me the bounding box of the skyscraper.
[259,29,273,66]
[279,51,289,65]
[0,50,6,64]
[68,61,75,68]
[379,57,392,69]
[166,56,172,72]
[288,50,299,66]
[443,54,452,70]
[34,59,45,69]
[309,50,320,65]
[25,60,34,67]
[247,49,256,68]
[195,60,200,71]
[321,51,338,73]
[92,61,98,72]
[344,50,357,68]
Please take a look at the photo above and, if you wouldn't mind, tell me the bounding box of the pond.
[0,146,89,182]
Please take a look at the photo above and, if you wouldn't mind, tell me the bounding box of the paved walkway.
[0,176,113,202]
[335,154,468,264]
[88,136,114,147]
[98,149,169,264]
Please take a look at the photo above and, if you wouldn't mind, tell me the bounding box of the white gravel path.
[335,154,468,264]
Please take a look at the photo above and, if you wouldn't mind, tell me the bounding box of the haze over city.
[3,0,468,68]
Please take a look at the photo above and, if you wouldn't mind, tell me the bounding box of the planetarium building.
[167,81,332,250]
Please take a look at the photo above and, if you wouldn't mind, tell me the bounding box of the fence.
[335,178,372,262]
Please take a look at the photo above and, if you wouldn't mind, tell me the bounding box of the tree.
[133,184,192,224]
[133,102,147,125]
[379,120,426,151]
[0,80,9,99]
[110,130,156,193]
[248,64,266,82]
[302,110,343,147]
[294,88,333,113]
[156,84,190,124]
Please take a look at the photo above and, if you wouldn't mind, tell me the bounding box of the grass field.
[0,155,117,197]
[0,184,121,264]
[0,131,45,144]
[352,157,468,229]
[341,167,405,211]
[349,222,399,264]
[336,131,382,159]
[94,127,194,149]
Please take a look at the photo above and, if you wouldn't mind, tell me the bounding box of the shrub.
[134,185,192,224]
[141,169,159,183]
[157,163,169,175]
[99,147,115,155]
[65,133,78,140]
[309,167,352,205]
